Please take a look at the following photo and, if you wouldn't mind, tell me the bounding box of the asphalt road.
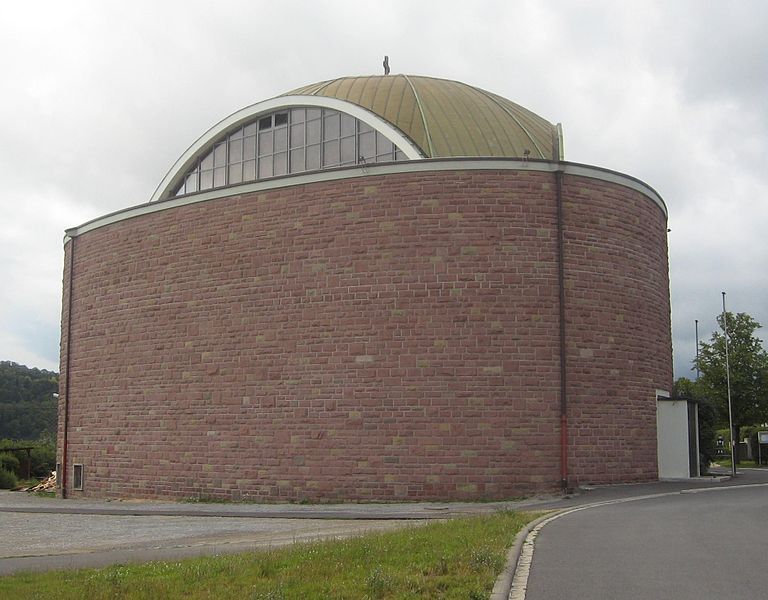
[525,475,768,600]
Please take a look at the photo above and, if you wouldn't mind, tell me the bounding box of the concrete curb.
[659,475,731,483]
[0,506,442,520]
[490,511,558,600]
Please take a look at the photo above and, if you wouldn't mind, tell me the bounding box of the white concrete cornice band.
[148,95,426,204]
[66,158,667,242]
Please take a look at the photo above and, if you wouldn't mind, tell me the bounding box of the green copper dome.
[286,74,562,160]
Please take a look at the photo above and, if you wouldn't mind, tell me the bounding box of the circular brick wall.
[58,164,671,501]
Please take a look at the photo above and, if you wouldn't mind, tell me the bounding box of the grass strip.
[0,510,538,599]
[712,459,766,469]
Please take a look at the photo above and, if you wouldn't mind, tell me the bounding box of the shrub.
[30,443,56,478]
[696,396,718,474]
[0,439,57,479]
[743,425,768,465]
[0,452,20,476]
[0,468,18,489]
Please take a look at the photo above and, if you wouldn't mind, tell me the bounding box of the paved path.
[522,469,768,600]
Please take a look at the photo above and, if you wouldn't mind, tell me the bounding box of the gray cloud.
[1,0,766,378]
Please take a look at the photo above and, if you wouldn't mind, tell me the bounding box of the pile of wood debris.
[25,471,56,493]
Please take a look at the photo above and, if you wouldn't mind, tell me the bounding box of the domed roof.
[286,75,562,160]
[150,74,565,203]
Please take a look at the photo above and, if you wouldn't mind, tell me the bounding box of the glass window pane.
[306,108,321,121]
[185,172,199,193]
[341,136,355,164]
[229,138,243,162]
[341,114,355,137]
[214,143,227,167]
[395,148,407,161]
[258,155,273,178]
[259,115,272,130]
[323,113,340,140]
[306,144,320,170]
[229,163,242,184]
[199,170,212,190]
[290,148,305,172]
[359,131,375,159]
[323,140,340,166]
[230,127,243,140]
[244,122,257,136]
[376,133,393,156]
[291,108,305,123]
[243,160,256,181]
[307,119,321,144]
[214,167,226,187]
[274,152,287,176]
[200,151,214,170]
[290,124,304,148]
[274,128,287,153]
[244,136,256,159]
[274,112,288,127]
[258,131,273,155]
[358,121,373,134]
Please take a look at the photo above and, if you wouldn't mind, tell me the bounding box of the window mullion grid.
[287,110,293,173]
[301,114,307,174]
[255,123,260,180]
[359,126,364,166]
[320,109,325,169]
[177,107,410,196]
[225,134,230,188]
[190,164,195,195]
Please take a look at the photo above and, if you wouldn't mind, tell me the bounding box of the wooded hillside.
[0,361,58,440]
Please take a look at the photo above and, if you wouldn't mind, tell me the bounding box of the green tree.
[0,361,58,440]
[673,377,717,473]
[694,312,768,462]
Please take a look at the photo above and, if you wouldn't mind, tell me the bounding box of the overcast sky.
[1,0,765,380]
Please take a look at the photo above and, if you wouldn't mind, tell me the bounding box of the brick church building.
[58,75,672,501]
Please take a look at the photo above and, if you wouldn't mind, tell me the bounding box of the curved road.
[524,474,768,600]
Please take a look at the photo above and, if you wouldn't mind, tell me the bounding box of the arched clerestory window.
[174,106,408,196]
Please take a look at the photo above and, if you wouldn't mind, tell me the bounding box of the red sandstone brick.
[58,169,670,501]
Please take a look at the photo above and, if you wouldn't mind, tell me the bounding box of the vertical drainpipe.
[555,167,569,493]
[62,236,75,499]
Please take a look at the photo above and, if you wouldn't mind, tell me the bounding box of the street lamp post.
[722,291,736,477]
[695,319,700,380]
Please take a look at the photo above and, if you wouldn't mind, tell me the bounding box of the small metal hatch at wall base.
[73,464,84,491]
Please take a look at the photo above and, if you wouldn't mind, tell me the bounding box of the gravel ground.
[1,512,416,559]
[0,490,442,574]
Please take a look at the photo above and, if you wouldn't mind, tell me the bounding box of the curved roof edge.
[149,95,426,203]
[71,159,666,242]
